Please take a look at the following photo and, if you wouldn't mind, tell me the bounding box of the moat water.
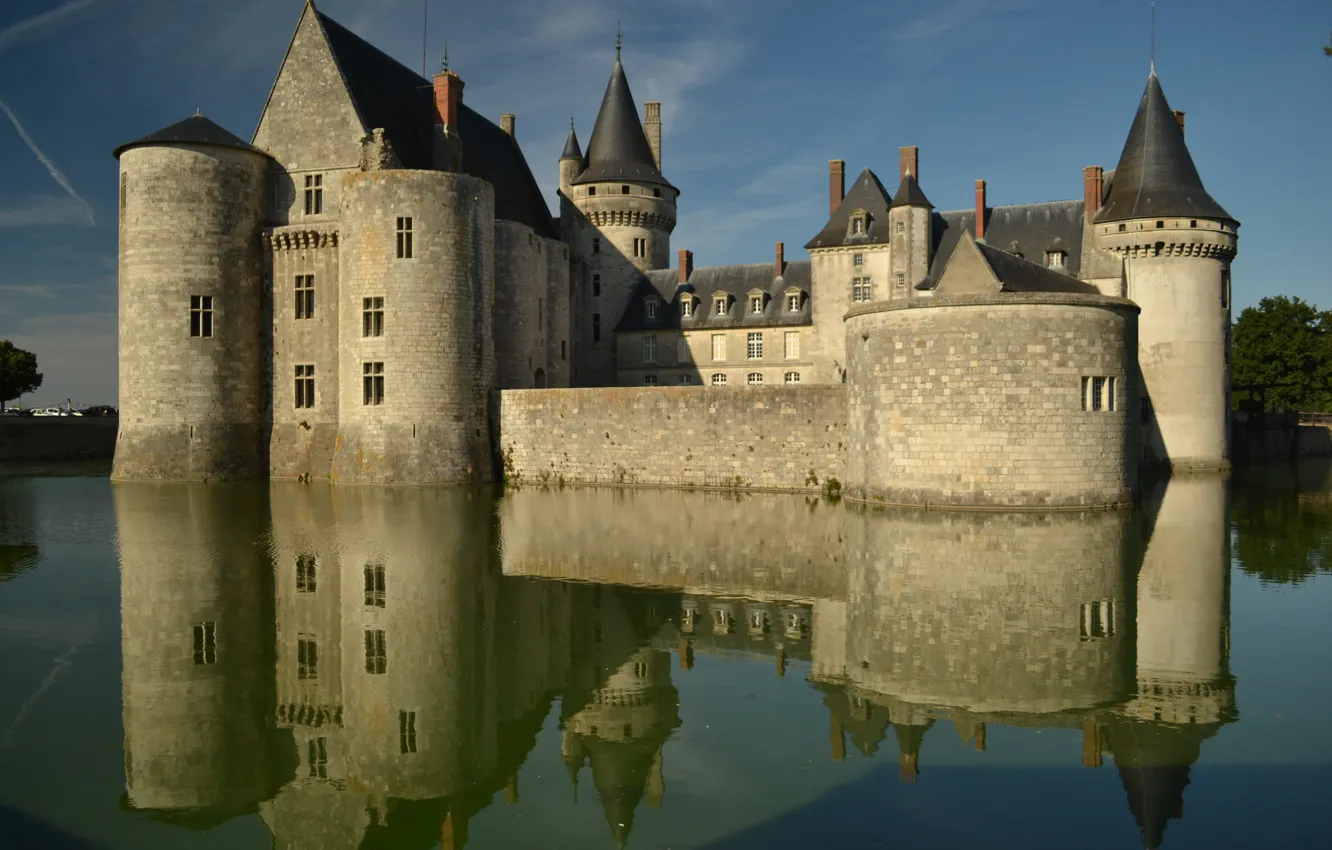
[0,464,1329,850]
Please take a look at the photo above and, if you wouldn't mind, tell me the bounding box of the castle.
[112,0,1238,501]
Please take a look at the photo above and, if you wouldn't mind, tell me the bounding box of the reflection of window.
[192,622,217,665]
[308,737,328,778]
[634,662,648,678]
[1079,600,1115,639]
[296,553,317,592]
[298,636,318,680]
[364,563,386,608]
[365,629,387,674]
[400,710,418,754]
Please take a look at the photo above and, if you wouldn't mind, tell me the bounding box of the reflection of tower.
[1110,474,1236,850]
[116,483,284,819]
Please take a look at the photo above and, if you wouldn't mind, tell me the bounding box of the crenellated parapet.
[1095,219,1237,262]
[578,207,676,232]
[264,225,340,252]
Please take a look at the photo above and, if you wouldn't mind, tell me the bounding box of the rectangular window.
[363,362,384,406]
[1221,270,1231,310]
[621,184,630,195]
[750,296,763,314]
[1046,251,1065,269]
[364,629,387,674]
[295,275,315,319]
[787,294,800,312]
[747,372,763,386]
[294,364,315,409]
[1081,376,1117,412]
[1080,600,1116,639]
[308,737,328,779]
[592,237,601,254]
[643,335,657,364]
[399,710,417,754]
[715,297,727,316]
[851,278,872,303]
[592,274,601,297]
[192,622,217,665]
[784,371,800,384]
[895,221,904,234]
[364,562,386,607]
[304,174,324,216]
[396,216,413,259]
[539,298,544,330]
[592,314,602,343]
[646,301,658,319]
[190,295,214,338]
[681,299,693,317]
[298,636,319,680]
[633,237,647,258]
[784,331,799,360]
[711,334,726,362]
[853,253,863,266]
[677,336,691,363]
[362,297,384,337]
[747,332,763,360]
[711,373,727,386]
[679,373,693,385]
[120,172,127,211]
[644,374,658,385]
[894,272,905,289]
[296,553,317,592]
[587,186,597,197]
[561,340,567,360]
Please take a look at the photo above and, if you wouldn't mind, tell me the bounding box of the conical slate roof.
[1094,73,1234,224]
[803,168,894,249]
[113,114,270,159]
[890,171,933,209]
[572,52,672,188]
[561,122,585,162]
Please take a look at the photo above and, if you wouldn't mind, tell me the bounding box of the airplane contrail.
[0,0,99,58]
[0,98,95,226]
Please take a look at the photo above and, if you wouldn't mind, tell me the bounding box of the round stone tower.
[112,115,270,481]
[1093,72,1239,471]
[567,42,678,387]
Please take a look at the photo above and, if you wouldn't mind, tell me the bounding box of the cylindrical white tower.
[112,116,270,481]
[1094,74,1239,471]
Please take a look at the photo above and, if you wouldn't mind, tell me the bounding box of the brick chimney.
[829,160,845,218]
[678,248,693,284]
[1084,165,1104,218]
[900,146,919,182]
[1173,109,1185,136]
[975,179,987,241]
[775,241,785,277]
[500,113,515,136]
[432,68,464,127]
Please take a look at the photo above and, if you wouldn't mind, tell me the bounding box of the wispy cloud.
[0,100,95,226]
[0,194,96,228]
[0,0,97,58]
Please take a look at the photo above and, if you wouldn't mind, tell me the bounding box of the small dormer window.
[646,300,658,319]
[786,294,800,312]
[1046,250,1066,269]
[851,216,866,235]
[715,296,728,316]
[681,299,693,317]
[750,296,763,314]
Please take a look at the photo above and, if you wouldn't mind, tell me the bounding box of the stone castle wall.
[498,386,847,493]
[544,239,572,388]
[113,144,269,481]
[494,221,549,389]
[844,293,1140,508]
[331,171,495,484]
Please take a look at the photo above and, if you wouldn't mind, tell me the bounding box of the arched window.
[747,372,763,386]
[784,371,800,384]
[711,373,727,386]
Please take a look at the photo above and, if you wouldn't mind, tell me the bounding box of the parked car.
[81,405,118,417]
[32,408,62,417]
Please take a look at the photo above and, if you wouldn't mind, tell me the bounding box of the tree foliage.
[1231,465,1332,586]
[0,340,43,411]
[1231,296,1332,413]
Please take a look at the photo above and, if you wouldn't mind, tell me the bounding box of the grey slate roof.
[917,200,1086,289]
[616,261,813,332]
[310,9,555,237]
[803,169,895,249]
[973,238,1099,294]
[1094,73,1235,225]
[114,114,271,159]
[889,172,933,209]
[572,55,673,189]
[561,124,585,162]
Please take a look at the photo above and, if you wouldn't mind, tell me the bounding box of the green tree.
[0,340,43,413]
[1231,296,1332,413]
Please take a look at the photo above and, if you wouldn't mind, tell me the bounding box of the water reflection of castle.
[115,475,1234,849]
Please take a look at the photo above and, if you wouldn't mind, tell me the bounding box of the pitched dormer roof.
[1095,73,1235,225]
[573,53,673,189]
[804,168,894,249]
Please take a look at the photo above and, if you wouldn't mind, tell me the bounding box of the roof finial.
[570,114,575,132]
[616,23,622,59]
[441,42,449,72]
[1150,0,1156,76]
[195,107,200,116]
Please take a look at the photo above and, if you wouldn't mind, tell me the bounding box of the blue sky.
[0,0,1328,406]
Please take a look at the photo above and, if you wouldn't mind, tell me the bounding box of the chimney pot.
[500,113,515,136]
[1173,109,1185,136]
[829,160,845,218]
[1083,165,1104,218]
[775,241,785,277]
[678,248,693,284]
[900,146,919,182]
[975,179,987,241]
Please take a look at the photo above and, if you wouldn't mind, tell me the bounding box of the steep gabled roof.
[889,172,932,209]
[972,235,1098,294]
[114,115,270,160]
[804,168,894,249]
[919,200,1086,289]
[1094,73,1234,225]
[573,53,672,189]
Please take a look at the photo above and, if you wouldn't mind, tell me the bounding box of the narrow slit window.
[592,237,601,254]
[643,335,657,364]
[294,364,315,409]
[646,300,658,319]
[396,217,413,259]
[364,629,387,674]
[362,297,384,337]
[592,314,602,343]
[592,274,601,297]
[192,622,217,665]
[190,295,213,338]
[363,362,384,406]
[295,275,315,319]
[399,710,418,754]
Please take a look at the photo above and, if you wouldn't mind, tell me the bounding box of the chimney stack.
[432,68,464,128]
[644,102,662,170]
[975,180,987,241]
[900,146,919,182]
[775,241,785,277]
[1083,166,1104,219]
[678,248,693,284]
[1173,109,1185,136]
[500,113,515,136]
[829,160,845,218]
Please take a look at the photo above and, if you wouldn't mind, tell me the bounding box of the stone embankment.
[0,418,118,463]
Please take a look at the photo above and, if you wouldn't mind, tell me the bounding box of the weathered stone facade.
[844,294,1140,508]
[499,386,846,492]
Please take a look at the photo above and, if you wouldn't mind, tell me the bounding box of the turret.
[559,118,585,197]
[1093,72,1238,470]
[887,146,933,297]
[567,34,679,387]
[112,115,270,480]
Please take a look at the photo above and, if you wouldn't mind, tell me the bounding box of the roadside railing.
[1298,412,1332,426]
